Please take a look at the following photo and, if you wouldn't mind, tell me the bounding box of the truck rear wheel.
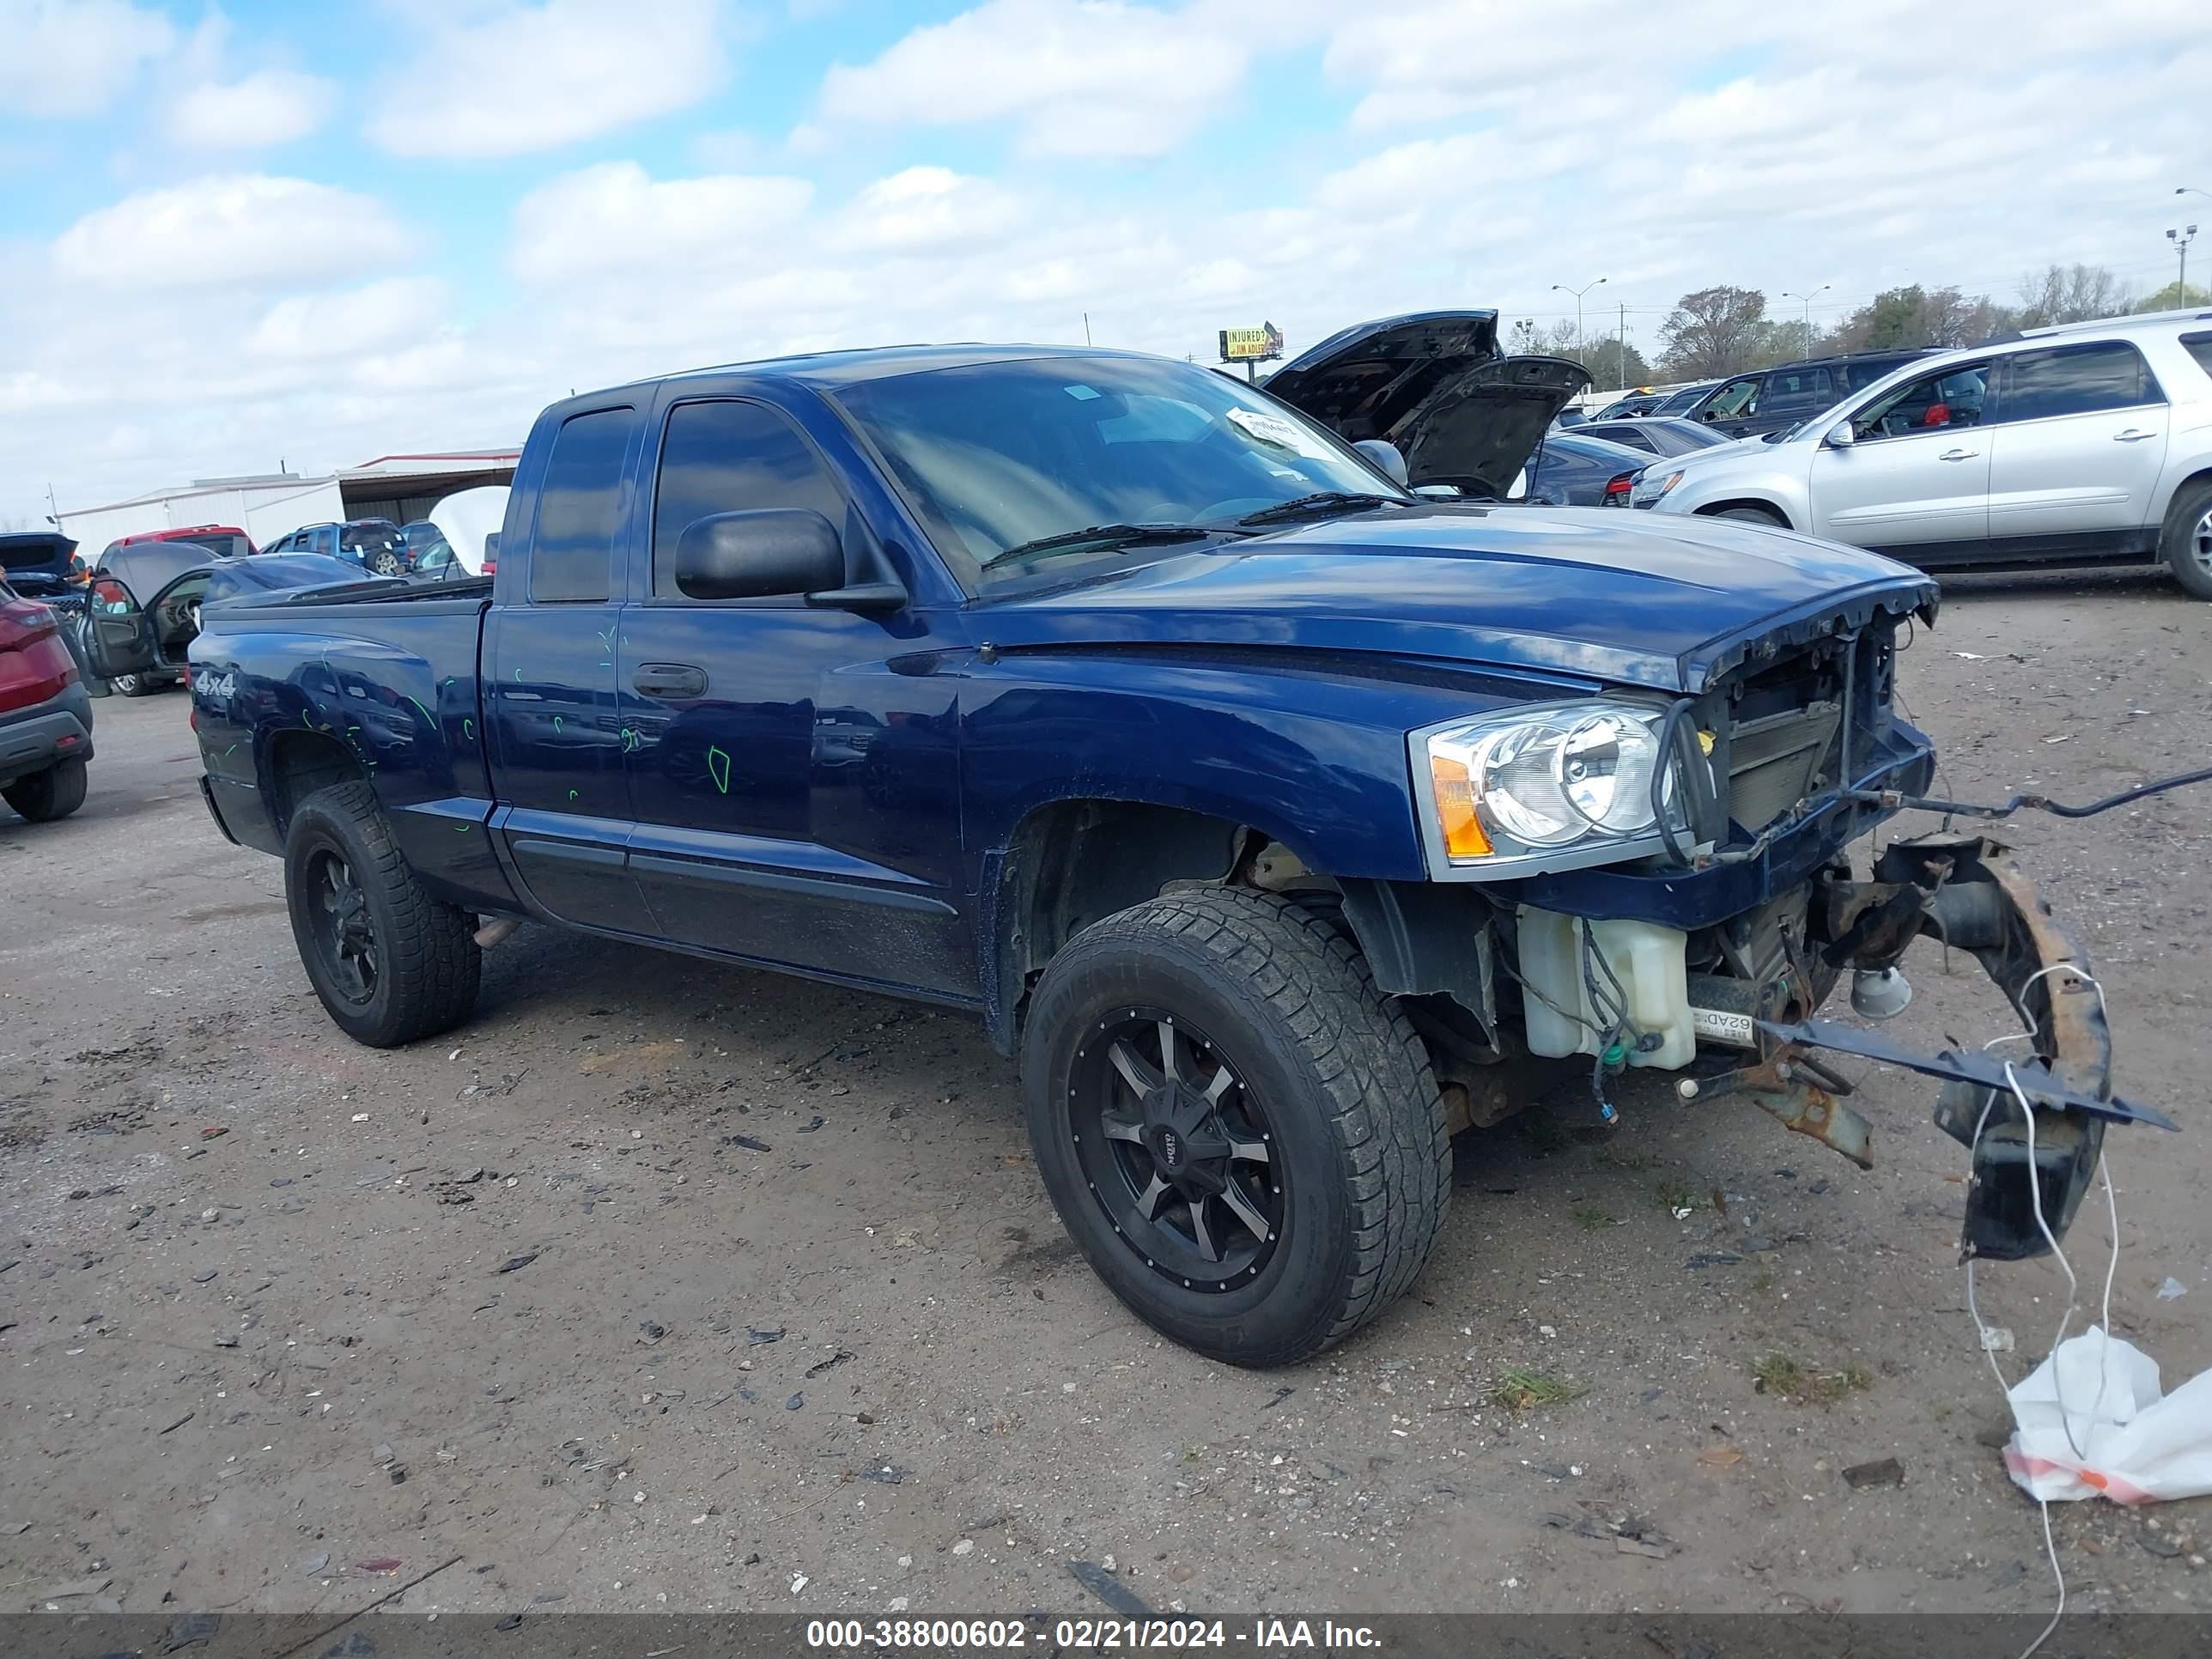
[3,757,88,823]
[283,781,480,1047]
[1021,888,1450,1367]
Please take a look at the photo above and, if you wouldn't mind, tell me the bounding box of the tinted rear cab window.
[532,408,636,602]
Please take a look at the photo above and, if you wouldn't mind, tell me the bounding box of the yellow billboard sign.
[1218,323,1285,362]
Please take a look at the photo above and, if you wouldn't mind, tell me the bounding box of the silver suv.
[1638,310,2212,598]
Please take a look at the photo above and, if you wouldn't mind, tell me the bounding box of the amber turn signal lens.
[1430,754,1492,860]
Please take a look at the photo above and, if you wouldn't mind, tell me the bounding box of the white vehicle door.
[1984,339,2169,547]
[1808,360,1993,551]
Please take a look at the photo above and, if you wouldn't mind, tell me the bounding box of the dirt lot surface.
[3,570,2209,1624]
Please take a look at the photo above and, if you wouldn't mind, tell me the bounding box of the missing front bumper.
[1770,833,2177,1261]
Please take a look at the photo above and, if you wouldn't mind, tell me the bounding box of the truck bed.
[191,586,514,914]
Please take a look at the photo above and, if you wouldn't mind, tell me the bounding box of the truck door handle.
[1938,448,1978,462]
[2113,428,2158,442]
[633,663,707,698]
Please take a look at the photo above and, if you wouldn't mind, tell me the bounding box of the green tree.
[1832,285,2015,351]
[2134,281,2212,312]
[1656,286,1771,380]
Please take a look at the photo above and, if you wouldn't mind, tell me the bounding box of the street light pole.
[1550,276,1607,364]
[2167,225,2198,297]
[1781,284,1830,357]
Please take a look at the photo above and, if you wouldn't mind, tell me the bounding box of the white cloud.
[818,0,1286,159]
[364,0,732,158]
[7,0,2212,530]
[166,68,334,150]
[249,278,453,362]
[510,161,815,282]
[52,175,411,289]
[830,167,1023,252]
[0,0,173,118]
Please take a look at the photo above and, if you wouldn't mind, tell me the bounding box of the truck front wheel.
[1021,889,1450,1367]
[283,781,481,1047]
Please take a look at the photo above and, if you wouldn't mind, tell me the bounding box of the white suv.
[1638,310,2212,598]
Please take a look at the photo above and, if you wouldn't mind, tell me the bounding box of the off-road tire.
[1022,887,1451,1367]
[3,757,88,823]
[284,781,480,1047]
[2161,477,2212,602]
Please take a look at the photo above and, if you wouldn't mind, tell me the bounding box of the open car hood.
[1262,312,1593,498]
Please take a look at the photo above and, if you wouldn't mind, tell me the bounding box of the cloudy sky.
[2,0,2206,525]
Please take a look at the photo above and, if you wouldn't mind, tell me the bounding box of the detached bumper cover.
[1797,833,2178,1261]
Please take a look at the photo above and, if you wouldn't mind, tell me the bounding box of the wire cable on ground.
[1962,962,2122,1659]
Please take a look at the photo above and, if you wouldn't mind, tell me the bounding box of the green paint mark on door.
[706,744,732,794]
[552,714,563,734]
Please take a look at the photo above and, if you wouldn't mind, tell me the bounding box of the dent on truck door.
[617,395,970,995]
[485,404,657,934]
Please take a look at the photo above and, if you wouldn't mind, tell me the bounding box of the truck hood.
[978,505,1936,694]
[1262,313,1593,498]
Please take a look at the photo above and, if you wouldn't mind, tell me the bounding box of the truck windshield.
[836,356,1409,584]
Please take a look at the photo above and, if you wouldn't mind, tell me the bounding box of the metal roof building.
[56,448,520,552]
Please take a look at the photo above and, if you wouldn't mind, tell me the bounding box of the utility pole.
[2167,225,2198,297]
[1617,300,1627,390]
[1781,284,1830,357]
[1550,276,1607,363]
[1083,312,1092,346]
[46,482,59,528]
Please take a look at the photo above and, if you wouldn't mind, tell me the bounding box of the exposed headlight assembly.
[1414,700,1698,877]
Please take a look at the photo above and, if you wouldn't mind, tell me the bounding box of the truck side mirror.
[675,509,845,601]
[1353,439,1409,487]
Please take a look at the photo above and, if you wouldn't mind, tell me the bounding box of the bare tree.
[1507,319,1653,387]
[1656,287,1772,379]
[2015,263,2134,328]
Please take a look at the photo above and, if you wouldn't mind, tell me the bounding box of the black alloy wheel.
[1069,1007,1281,1291]
[303,846,379,1005]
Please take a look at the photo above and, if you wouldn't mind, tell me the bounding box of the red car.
[106,524,257,560]
[0,571,93,823]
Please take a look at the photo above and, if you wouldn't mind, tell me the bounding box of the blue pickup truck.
[167,313,2124,1365]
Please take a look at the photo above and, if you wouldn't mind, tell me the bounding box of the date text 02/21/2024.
[803,1618,1382,1650]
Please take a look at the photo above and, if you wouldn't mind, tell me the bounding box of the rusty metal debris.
[1675,1051,1873,1169]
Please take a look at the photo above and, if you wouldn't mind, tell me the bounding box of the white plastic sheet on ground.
[2004,1325,2212,1504]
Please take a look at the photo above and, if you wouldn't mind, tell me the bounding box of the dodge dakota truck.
[160,313,2142,1366]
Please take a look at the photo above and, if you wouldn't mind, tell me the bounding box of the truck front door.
[615,393,972,997]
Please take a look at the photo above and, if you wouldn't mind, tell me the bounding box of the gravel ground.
[2,568,2208,1622]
